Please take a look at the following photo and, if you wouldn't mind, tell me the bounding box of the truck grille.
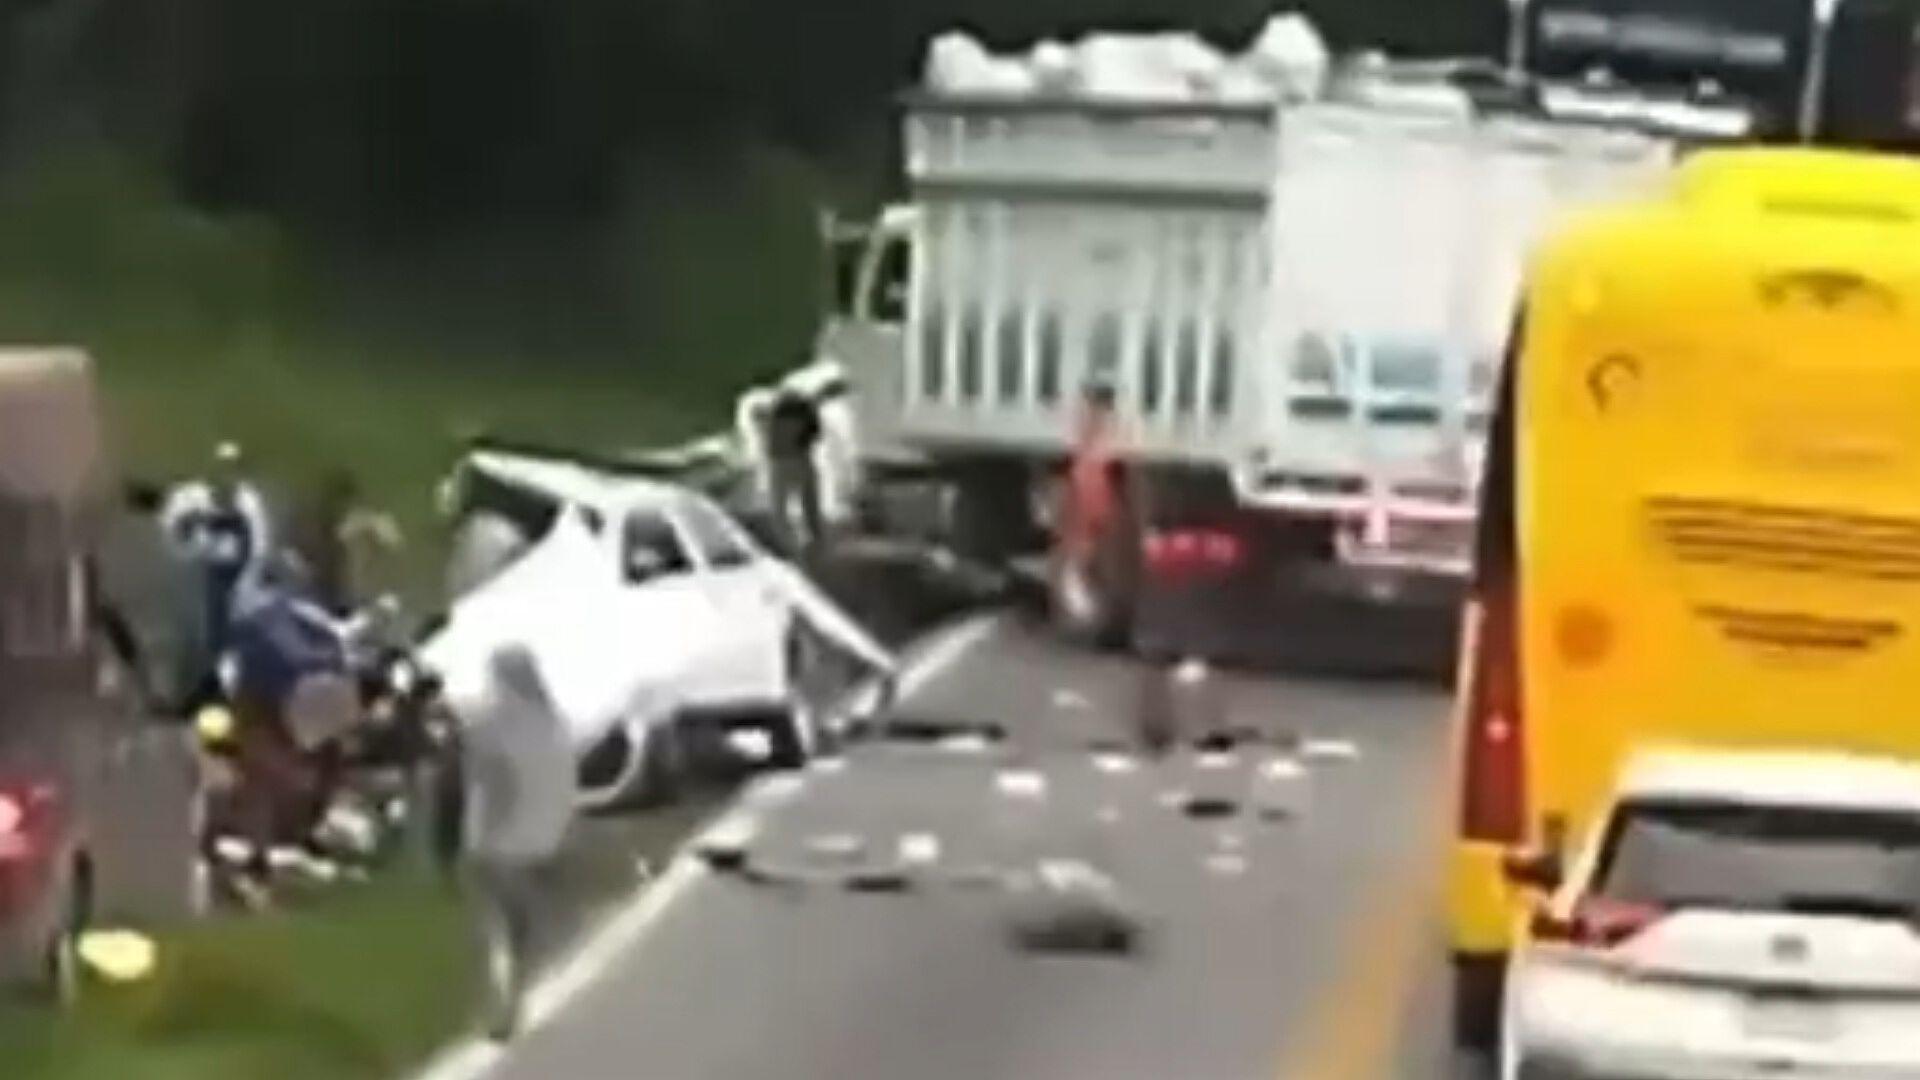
[1648,497,1920,583]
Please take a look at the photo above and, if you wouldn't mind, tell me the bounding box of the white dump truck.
[822,17,1746,664]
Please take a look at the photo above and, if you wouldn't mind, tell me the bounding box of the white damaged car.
[422,449,895,809]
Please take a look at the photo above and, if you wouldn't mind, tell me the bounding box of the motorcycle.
[193,593,457,906]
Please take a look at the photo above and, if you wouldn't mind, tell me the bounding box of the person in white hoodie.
[455,643,575,1042]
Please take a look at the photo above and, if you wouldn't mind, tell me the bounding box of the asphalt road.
[423,611,1498,1080]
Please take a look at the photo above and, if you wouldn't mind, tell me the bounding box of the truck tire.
[1452,952,1505,1053]
[951,464,1033,561]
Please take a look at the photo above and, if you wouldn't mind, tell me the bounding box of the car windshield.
[1595,799,1920,918]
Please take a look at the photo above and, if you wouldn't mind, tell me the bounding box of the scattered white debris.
[1051,688,1093,711]
[1301,738,1360,763]
[1216,830,1245,852]
[726,729,774,762]
[941,732,995,755]
[1196,751,1237,771]
[1157,788,1191,809]
[1260,756,1308,781]
[1205,852,1249,877]
[898,833,942,867]
[996,769,1049,800]
[807,833,867,863]
[1174,658,1211,685]
[1092,752,1138,775]
[811,755,849,774]
[1037,858,1119,893]
[213,836,253,865]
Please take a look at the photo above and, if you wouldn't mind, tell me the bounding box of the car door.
[609,505,728,712]
[673,495,788,706]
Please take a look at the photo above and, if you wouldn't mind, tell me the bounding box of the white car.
[422,449,894,809]
[1503,748,1920,1080]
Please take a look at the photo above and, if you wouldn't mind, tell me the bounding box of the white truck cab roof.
[1617,748,1920,815]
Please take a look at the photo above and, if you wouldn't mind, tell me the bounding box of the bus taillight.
[1459,590,1526,843]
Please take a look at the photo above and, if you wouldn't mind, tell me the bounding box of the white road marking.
[409,609,1007,1080]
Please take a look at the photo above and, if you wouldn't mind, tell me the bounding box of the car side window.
[621,510,691,586]
[678,498,755,570]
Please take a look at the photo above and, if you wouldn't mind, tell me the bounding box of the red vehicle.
[0,349,200,1001]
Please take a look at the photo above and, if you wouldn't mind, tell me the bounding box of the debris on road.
[995,769,1049,800]
[939,731,998,755]
[1091,750,1138,775]
[1051,688,1093,711]
[1300,737,1360,763]
[1204,852,1249,877]
[845,868,914,893]
[846,716,1010,746]
[811,755,849,774]
[1179,795,1239,820]
[1196,751,1237,771]
[1095,804,1124,826]
[898,832,942,867]
[807,832,869,864]
[1008,859,1146,955]
[1260,756,1307,782]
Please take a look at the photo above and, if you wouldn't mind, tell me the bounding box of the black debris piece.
[844,716,1009,745]
[1181,795,1240,820]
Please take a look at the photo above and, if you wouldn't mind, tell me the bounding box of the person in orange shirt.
[1052,381,1132,640]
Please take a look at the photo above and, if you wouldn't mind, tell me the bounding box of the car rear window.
[1595,799,1920,919]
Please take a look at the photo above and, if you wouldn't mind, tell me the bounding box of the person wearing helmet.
[162,441,273,664]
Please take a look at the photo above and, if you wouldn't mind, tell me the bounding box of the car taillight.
[1532,897,1665,950]
[1144,528,1244,576]
[0,790,32,861]
[1457,589,1526,842]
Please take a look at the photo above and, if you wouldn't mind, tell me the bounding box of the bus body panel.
[1448,148,1920,958]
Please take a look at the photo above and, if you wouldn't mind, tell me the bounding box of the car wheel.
[633,722,685,807]
[766,704,813,771]
[1451,953,1505,1053]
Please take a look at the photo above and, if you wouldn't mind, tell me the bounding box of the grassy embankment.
[0,143,825,1077]
[0,145,825,599]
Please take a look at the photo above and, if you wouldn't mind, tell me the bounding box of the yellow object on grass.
[78,929,157,983]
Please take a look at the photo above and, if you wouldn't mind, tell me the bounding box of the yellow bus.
[1446,147,1920,1047]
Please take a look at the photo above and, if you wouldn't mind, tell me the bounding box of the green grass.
[0,876,474,1080]
[0,143,825,602]
[0,142,825,1073]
